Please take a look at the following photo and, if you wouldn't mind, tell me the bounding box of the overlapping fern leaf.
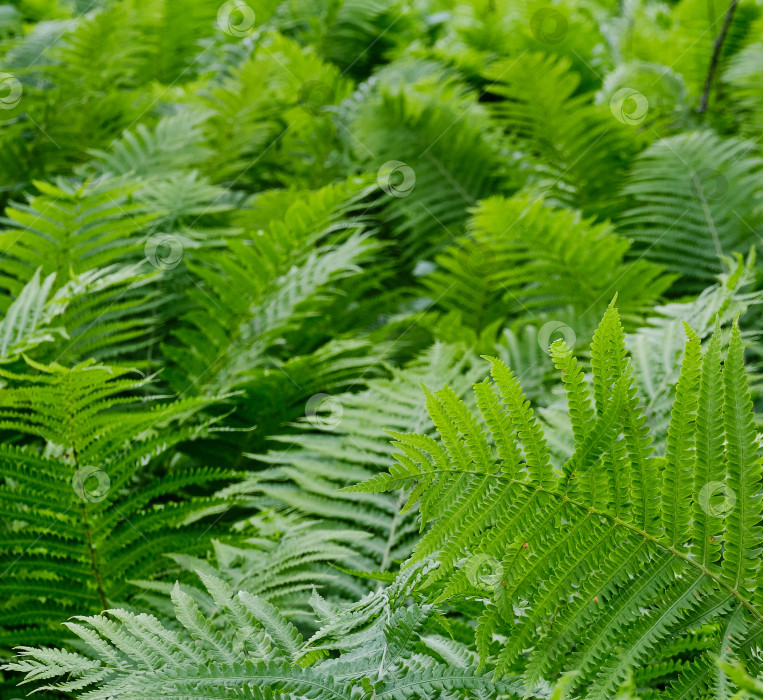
[2,562,529,699]
[619,131,763,289]
[423,194,672,334]
[225,343,485,582]
[162,178,384,397]
[0,359,231,649]
[482,52,640,215]
[349,302,763,697]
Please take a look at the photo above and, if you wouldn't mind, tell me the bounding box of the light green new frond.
[425,195,671,334]
[473,379,522,476]
[691,329,726,568]
[354,306,763,697]
[550,340,593,445]
[0,178,157,297]
[436,385,495,474]
[724,42,763,136]
[87,109,213,179]
[661,325,701,548]
[720,322,763,595]
[486,355,553,489]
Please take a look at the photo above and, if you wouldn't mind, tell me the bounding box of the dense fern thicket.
[1,0,763,696]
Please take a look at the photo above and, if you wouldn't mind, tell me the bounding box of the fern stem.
[380,492,406,576]
[78,501,108,611]
[65,377,108,612]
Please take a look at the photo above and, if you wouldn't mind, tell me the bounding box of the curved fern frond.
[483,52,640,214]
[351,305,763,697]
[0,178,157,298]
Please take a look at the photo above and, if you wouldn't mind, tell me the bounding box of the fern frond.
[619,131,763,288]
[353,305,763,697]
[0,360,231,648]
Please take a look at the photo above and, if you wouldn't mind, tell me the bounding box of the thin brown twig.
[698,0,739,113]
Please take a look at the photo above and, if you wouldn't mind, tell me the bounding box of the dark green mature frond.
[0,178,156,299]
[351,305,763,697]
[483,52,640,214]
[619,131,763,288]
[0,360,231,649]
[349,63,504,262]
[423,194,672,334]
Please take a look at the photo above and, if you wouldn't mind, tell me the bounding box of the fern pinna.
[350,302,763,697]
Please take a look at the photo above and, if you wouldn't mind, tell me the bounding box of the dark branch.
[698,0,739,113]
